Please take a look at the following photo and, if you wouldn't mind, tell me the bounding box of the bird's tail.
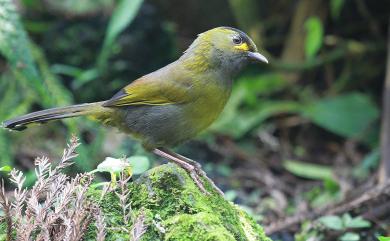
[2,101,108,131]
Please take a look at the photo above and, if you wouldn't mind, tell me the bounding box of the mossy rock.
[86,163,272,241]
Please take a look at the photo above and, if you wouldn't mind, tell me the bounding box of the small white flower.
[96,157,130,173]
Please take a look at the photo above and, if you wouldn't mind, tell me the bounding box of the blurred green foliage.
[296,214,371,241]
[98,0,144,68]
[303,93,379,141]
[283,160,334,180]
[330,0,345,19]
[0,0,150,180]
[304,17,324,58]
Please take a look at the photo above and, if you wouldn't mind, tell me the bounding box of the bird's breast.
[183,80,231,132]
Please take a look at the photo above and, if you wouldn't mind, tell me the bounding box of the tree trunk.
[281,0,326,83]
[379,18,390,183]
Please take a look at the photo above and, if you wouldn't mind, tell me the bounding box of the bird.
[2,26,268,195]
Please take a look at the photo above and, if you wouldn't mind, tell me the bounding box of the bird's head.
[181,27,268,76]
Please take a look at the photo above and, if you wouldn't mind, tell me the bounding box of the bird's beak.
[247,52,268,64]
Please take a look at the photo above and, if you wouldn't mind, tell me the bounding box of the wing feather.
[103,76,194,107]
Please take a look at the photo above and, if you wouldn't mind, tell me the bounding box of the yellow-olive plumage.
[3,27,268,150]
[2,27,267,194]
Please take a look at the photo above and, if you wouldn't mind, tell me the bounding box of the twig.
[362,202,390,221]
[354,0,382,38]
[379,17,390,183]
[210,139,292,195]
[0,136,102,240]
[264,180,390,234]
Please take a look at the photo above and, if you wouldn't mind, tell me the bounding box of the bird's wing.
[103,76,194,107]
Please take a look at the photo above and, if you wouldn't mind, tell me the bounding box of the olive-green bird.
[2,27,268,194]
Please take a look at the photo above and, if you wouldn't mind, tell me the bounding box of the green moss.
[84,185,133,240]
[86,163,272,241]
[164,212,236,241]
[1,163,271,240]
[0,222,8,241]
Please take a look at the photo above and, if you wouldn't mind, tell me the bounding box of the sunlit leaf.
[304,17,324,58]
[302,93,379,139]
[378,236,390,241]
[0,165,12,172]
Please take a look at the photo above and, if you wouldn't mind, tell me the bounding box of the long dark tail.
[2,101,107,131]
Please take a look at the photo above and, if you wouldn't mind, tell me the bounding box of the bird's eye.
[232,36,243,45]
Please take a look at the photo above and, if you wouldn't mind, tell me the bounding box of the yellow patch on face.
[234,42,249,51]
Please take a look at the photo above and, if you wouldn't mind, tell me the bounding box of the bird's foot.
[153,148,224,196]
[178,160,210,195]
[171,152,224,196]
[153,148,209,194]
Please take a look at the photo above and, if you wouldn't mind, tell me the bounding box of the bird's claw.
[188,161,224,196]
[152,148,224,196]
[189,170,210,195]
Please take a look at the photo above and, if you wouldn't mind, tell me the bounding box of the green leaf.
[302,93,379,139]
[378,236,390,241]
[237,73,288,106]
[98,0,143,67]
[212,99,301,138]
[318,215,343,230]
[330,0,345,20]
[0,165,12,172]
[283,160,334,180]
[304,17,324,58]
[44,0,114,16]
[127,155,150,175]
[340,232,360,241]
[342,214,371,229]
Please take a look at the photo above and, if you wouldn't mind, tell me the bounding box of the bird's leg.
[158,147,202,170]
[155,148,224,196]
[152,148,209,195]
